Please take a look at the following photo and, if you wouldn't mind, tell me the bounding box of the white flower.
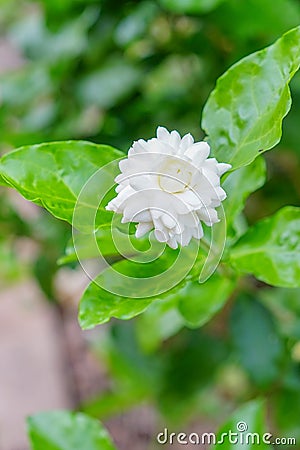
[106,126,231,249]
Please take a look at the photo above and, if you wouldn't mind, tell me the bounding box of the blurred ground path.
[0,41,73,450]
[0,280,73,450]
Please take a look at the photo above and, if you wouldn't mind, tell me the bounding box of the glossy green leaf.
[0,175,11,187]
[79,242,204,329]
[202,26,300,169]
[159,0,225,14]
[58,226,153,265]
[27,411,116,450]
[78,257,182,329]
[223,156,266,238]
[213,400,269,449]
[0,141,123,225]
[79,280,153,329]
[230,295,284,388]
[230,206,300,287]
[178,272,236,328]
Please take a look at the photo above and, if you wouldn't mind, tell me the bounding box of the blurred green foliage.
[1,0,300,448]
[1,0,299,153]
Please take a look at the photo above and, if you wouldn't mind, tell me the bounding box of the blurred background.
[0,0,300,449]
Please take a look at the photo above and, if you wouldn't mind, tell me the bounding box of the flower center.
[158,158,193,194]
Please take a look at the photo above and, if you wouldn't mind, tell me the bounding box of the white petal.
[197,207,219,225]
[217,163,231,176]
[180,212,199,228]
[154,228,168,243]
[202,168,221,187]
[180,133,194,152]
[184,142,210,166]
[151,209,162,220]
[192,173,217,204]
[106,185,133,212]
[115,183,126,193]
[119,159,128,172]
[115,173,126,184]
[214,186,227,201]
[123,200,147,222]
[179,229,193,247]
[167,236,178,249]
[135,222,153,238]
[130,140,147,154]
[178,190,202,208]
[161,213,176,229]
[134,210,152,222]
[129,174,155,191]
[174,222,183,235]
[202,158,218,172]
[210,197,222,208]
[145,138,174,155]
[192,223,204,239]
[130,138,168,155]
[156,126,170,141]
[106,201,114,211]
[169,130,181,149]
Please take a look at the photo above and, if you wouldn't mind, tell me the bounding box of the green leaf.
[230,206,300,287]
[78,256,180,329]
[58,226,153,265]
[178,272,236,328]
[27,411,116,450]
[223,156,266,238]
[202,26,300,169]
[230,295,284,388]
[213,400,270,449]
[159,0,225,14]
[0,174,11,187]
[79,242,204,329]
[79,279,153,329]
[0,141,123,225]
